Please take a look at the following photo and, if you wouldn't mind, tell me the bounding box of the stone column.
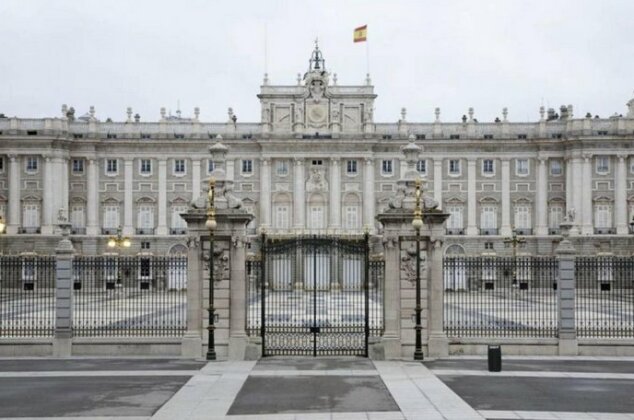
[581,154,593,235]
[192,159,201,203]
[565,158,572,214]
[615,154,628,234]
[466,159,478,235]
[329,158,341,230]
[501,159,512,236]
[7,155,21,234]
[86,159,99,235]
[535,157,548,235]
[260,158,271,229]
[123,159,134,235]
[433,159,442,210]
[556,221,577,355]
[364,158,375,232]
[226,224,253,360]
[293,158,305,229]
[157,159,168,235]
[41,156,54,234]
[424,212,450,357]
[181,211,205,358]
[53,223,74,357]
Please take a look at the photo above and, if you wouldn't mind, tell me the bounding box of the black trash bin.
[488,345,502,372]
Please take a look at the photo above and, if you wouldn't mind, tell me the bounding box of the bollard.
[488,345,502,372]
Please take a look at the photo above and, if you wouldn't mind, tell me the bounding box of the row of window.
[272,205,361,230]
[0,156,625,178]
[446,203,618,230]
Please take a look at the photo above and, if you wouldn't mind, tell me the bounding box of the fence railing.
[0,255,56,337]
[576,256,634,338]
[72,256,187,337]
[245,257,385,338]
[443,256,558,338]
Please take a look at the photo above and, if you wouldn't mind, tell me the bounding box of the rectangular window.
[174,159,185,174]
[344,206,360,229]
[70,205,85,229]
[171,206,188,229]
[103,206,119,229]
[275,205,290,229]
[137,205,154,229]
[346,160,358,175]
[514,205,531,229]
[550,160,562,175]
[312,159,323,166]
[447,206,463,229]
[484,242,494,250]
[309,206,326,229]
[595,204,612,228]
[242,159,253,174]
[516,159,529,175]
[596,156,609,174]
[449,159,460,175]
[549,206,563,229]
[26,157,38,172]
[106,159,118,174]
[416,160,426,174]
[22,203,40,228]
[276,160,288,176]
[140,159,152,174]
[208,159,215,173]
[480,206,497,229]
[72,159,84,174]
[141,241,151,250]
[482,159,494,174]
[0,157,3,172]
[483,134,494,140]
[381,160,393,175]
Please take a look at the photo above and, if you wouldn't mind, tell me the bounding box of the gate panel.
[259,235,371,357]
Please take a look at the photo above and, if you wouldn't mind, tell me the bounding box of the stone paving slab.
[0,358,205,372]
[0,376,190,418]
[440,375,634,414]
[424,358,634,374]
[253,357,375,371]
[227,375,399,415]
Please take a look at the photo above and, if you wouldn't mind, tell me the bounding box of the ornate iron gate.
[256,234,374,357]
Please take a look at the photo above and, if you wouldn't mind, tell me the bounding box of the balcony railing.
[446,228,465,235]
[594,228,616,235]
[102,228,118,235]
[170,228,187,235]
[480,228,499,235]
[71,228,86,235]
[18,227,41,234]
[515,228,532,235]
[136,228,155,235]
[548,228,561,235]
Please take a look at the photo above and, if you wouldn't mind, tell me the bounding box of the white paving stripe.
[0,370,201,378]
[479,410,634,419]
[249,369,378,376]
[374,361,485,420]
[431,369,634,380]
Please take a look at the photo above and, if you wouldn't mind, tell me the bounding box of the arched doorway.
[444,244,466,290]
[168,244,187,290]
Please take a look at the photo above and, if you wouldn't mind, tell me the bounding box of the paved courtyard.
[1,356,634,419]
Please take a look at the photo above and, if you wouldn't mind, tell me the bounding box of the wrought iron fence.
[73,256,187,337]
[444,256,558,337]
[576,256,634,338]
[245,253,385,340]
[0,255,56,337]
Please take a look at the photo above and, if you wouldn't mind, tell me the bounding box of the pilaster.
[86,159,99,235]
[41,156,54,235]
[192,159,201,203]
[615,154,628,234]
[7,155,20,234]
[535,157,548,235]
[329,158,341,230]
[53,224,74,357]
[433,159,442,210]
[157,159,168,235]
[556,221,578,355]
[466,159,478,235]
[364,158,375,232]
[293,158,305,229]
[260,158,271,229]
[501,159,512,236]
[581,154,593,235]
[123,158,134,235]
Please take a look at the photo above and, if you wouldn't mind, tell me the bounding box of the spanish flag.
[353,25,367,43]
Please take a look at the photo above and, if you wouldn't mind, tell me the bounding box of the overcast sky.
[1,0,632,124]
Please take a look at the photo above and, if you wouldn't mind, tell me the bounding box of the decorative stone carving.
[186,235,200,249]
[203,248,230,281]
[388,184,406,209]
[222,181,242,209]
[306,167,328,192]
[400,244,426,285]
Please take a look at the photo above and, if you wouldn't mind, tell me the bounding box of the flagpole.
[366,35,370,76]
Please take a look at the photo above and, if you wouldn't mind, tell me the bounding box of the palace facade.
[2,46,634,256]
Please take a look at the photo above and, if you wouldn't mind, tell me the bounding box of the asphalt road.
[424,358,634,374]
[0,358,205,372]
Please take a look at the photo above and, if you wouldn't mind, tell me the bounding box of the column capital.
[260,157,271,166]
[537,157,548,164]
[365,158,374,166]
[467,158,477,165]
[330,157,340,165]
[294,158,304,166]
[582,153,593,162]
[433,158,442,166]
[617,153,628,162]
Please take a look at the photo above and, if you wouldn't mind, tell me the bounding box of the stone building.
[1,45,634,256]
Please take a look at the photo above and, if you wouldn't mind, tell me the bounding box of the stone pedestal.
[181,206,253,360]
[377,208,449,359]
[556,221,578,356]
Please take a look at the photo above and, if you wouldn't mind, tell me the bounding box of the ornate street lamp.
[411,177,424,361]
[205,177,218,361]
[504,227,526,287]
[107,226,131,249]
[629,215,634,234]
[0,215,5,234]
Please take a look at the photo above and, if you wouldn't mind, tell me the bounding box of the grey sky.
[1,0,632,123]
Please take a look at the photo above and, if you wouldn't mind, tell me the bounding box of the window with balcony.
[171,205,187,233]
[447,206,463,231]
[70,205,85,230]
[137,205,154,233]
[344,206,360,229]
[514,205,531,230]
[594,203,612,229]
[22,203,40,230]
[480,206,497,230]
[103,205,119,229]
[274,205,290,229]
